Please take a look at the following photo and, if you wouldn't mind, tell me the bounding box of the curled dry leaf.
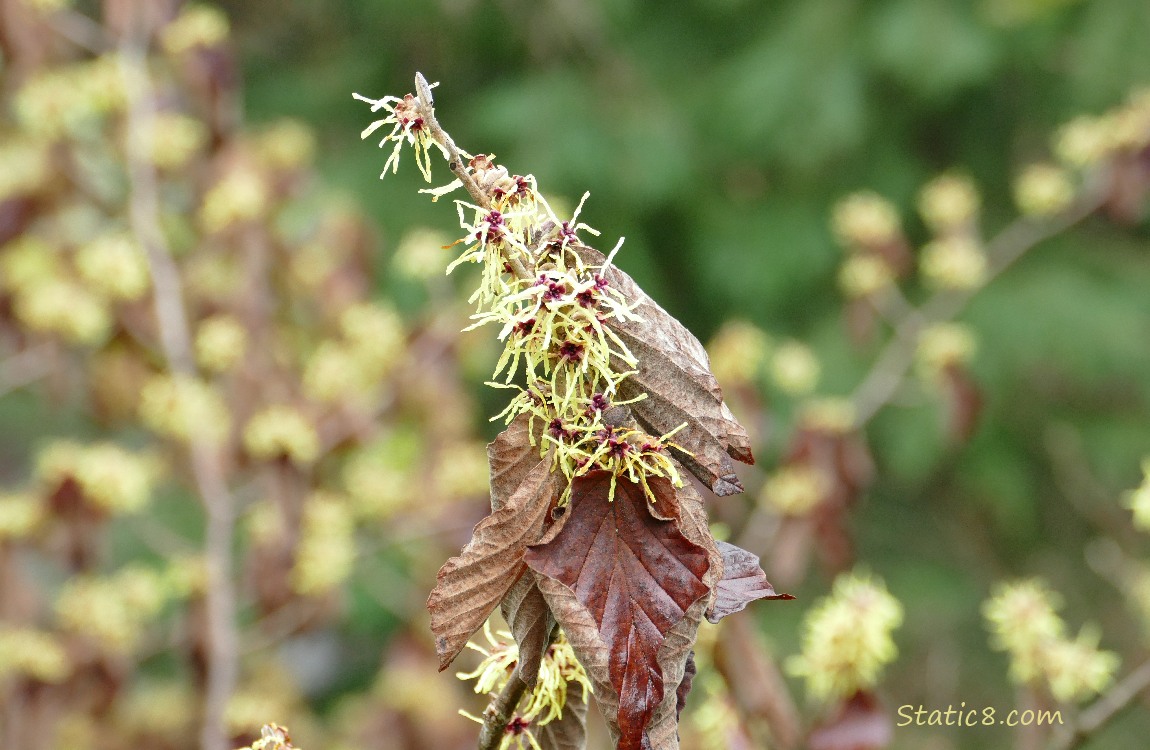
[427,458,561,670]
[524,471,712,750]
[573,245,753,496]
[707,540,795,624]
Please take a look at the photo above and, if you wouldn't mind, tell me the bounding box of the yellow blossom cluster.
[357,88,688,503]
[1055,89,1150,168]
[706,319,770,387]
[303,303,405,403]
[918,174,980,234]
[983,578,1119,702]
[160,4,230,56]
[0,627,70,683]
[243,405,321,465]
[139,374,231,443]
[759,464,828,516]
[831,191,901,249]
[457,622,592,749]
[770,340,821,396]
[36,440,159,514]
[787,571,904,701]
[13,56,124,138]
[55,566,170,653]
[915,323,977,384]
[0,492,45,540]
[291,493,356,595]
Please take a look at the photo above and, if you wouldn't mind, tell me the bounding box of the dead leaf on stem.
[525,471,711,750]
[707,540,795,624]
[427,456,561,671]
[573,245,754,496]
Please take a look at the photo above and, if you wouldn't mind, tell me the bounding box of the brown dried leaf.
[525,472,711,750]
[501,572,554,688]
[427,460,561,670]
[707,541,794,624]
[574,245,753,495]
[536,680,589,750]
[489,413,541,512]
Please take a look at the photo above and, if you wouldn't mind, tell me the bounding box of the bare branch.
[476,625,559,750]
[116,34,238,750]
[1048,658,1150,750]
[850,192,1105,426]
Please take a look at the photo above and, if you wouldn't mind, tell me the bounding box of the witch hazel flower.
[356,79,687,502]
[353,90,451,181]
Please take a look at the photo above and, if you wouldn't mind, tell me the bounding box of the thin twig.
[1048,658,1150,750]
[476,624,559,750]
[850,193,1104,426]
[412,72,533,282]
[117,35,238,750]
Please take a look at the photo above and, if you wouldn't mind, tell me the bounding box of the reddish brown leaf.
[427,460,561,670]
[524,471,711,750]
[808,691,892,750]
[707,541,794,624]
[574,245,753,495]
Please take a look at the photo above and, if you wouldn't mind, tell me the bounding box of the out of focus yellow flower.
[0,236,61,291]
[838,254,894,298]
[920,236,987,290]
[760,464,827,516]
[393,227,452,279]
[13,278,111,345]
[916,323,977,382]
[76,233,151,301]
[243,405,320,464]
[256,120,317,171]
[982,577,1116,702]
[1043,628,1119,703]
[149,112,208,170]
[0,628,70,682]
[200,167,269,233]
[195,314,248,373]
[770,340,820,396]
[984,579,1065,683]
[37,441,158,514]
[918,174,980,234]
[0,137,51,199]
[139,374,231,443]
[55,567,168,652]
[787,571,904,701]
[1055,116,1112,168]
[161,4,230,55]
[799,397,857,434]
[0,492,44,540]
[1014,164,1075,217]
[831,192,901,249]
[706,320,770,386]
[292,493,355,595]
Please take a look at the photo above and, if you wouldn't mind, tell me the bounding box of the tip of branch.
[415,72,435,107]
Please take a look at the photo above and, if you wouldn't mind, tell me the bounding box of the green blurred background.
[5,0,1148,748]
[213,1,1150,746]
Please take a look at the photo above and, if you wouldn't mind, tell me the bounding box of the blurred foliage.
[2,0,1150,749]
